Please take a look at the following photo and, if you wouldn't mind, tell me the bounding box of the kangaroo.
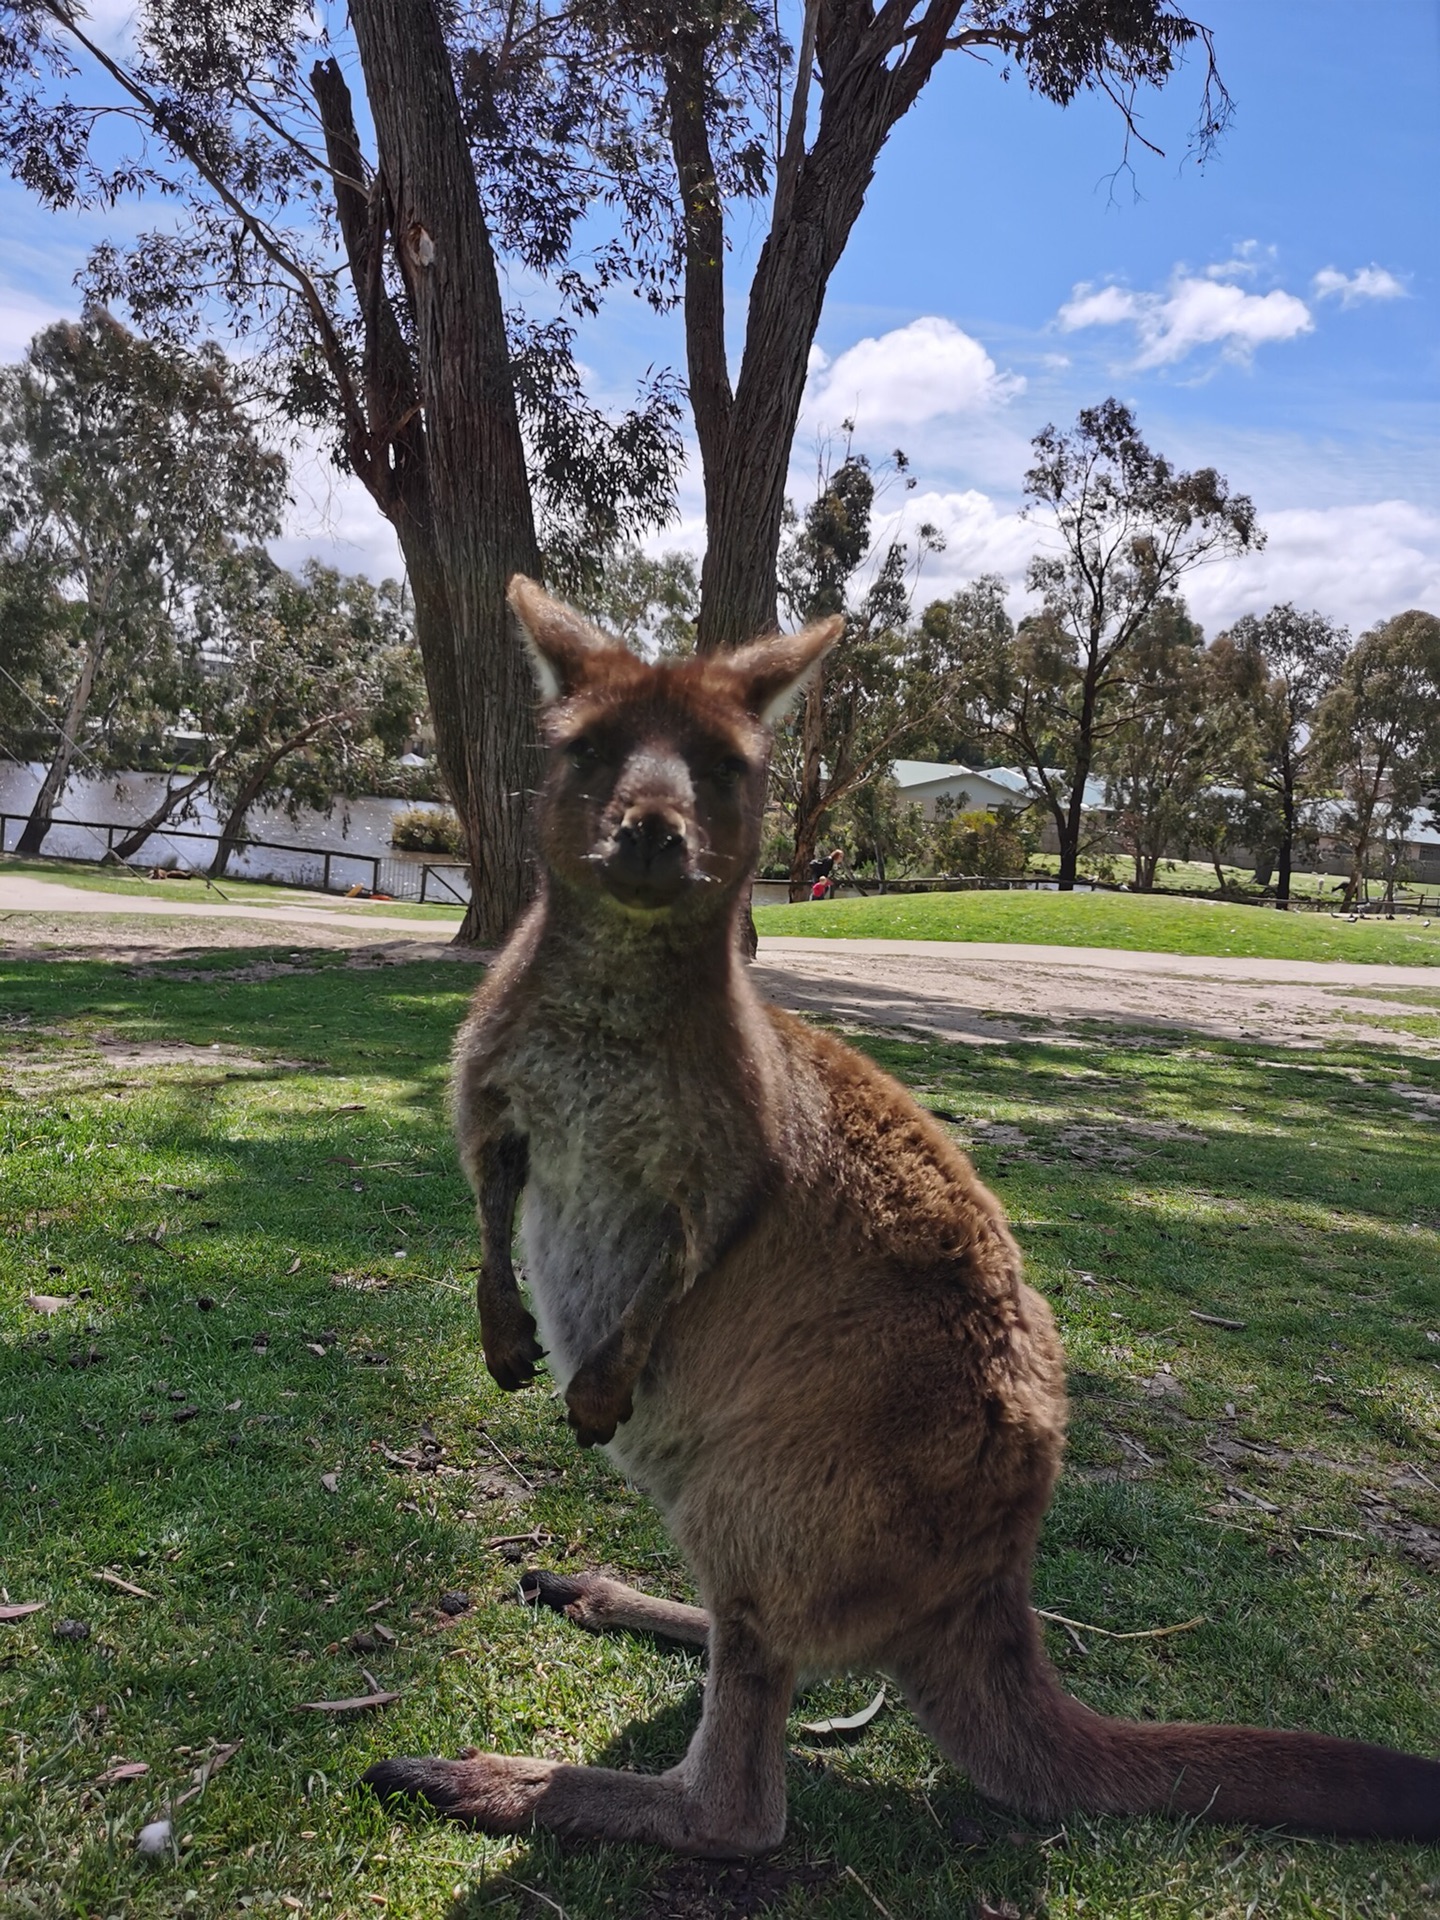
[363,577,1440,1853]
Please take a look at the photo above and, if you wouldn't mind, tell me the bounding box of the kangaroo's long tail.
[892,1577,1440,1839]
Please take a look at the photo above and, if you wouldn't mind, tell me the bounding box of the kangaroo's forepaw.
[482,1311,545,1393]
[360,1751,554,1831]
[564,1359,633,1448]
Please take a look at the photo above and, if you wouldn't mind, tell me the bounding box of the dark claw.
[484,1329,546,1393]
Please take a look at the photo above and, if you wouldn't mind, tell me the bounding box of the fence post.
[322,852,332,893]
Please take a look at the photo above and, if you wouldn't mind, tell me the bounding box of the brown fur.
[363,579,1440,1853]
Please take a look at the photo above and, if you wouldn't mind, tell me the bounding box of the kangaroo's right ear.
[726,616,844,724]
[508,576,613,703]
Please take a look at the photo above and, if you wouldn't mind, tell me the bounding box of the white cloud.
[871,492,1440,640]
[802,317,1024,434]
[1312,265,1406,306]
[1185,500,1440,635]
[1058,273,1313,369]
[1203,240,1275,281]
[270,429,405,586]
[0,287,69,363]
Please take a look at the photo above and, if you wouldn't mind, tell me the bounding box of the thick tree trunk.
[787,675,827,900]
[209,775,267,879]
[111,766,213,863]
[16,631,104,855]
[340,5,544,946]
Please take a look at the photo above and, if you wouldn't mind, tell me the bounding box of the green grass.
[0,855,467,923]
[756,886,1440,965]
[3,951,1440,1917]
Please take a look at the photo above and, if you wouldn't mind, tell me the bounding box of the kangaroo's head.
[509,577,841,920]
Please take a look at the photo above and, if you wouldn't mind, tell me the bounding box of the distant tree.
[910,576,1014,766]
[0,310,285,855]
[833,776,931,889]
[1095,597,1215,892]
[576,547,699,656]
[961,401,1262,889]
[1311,609,1440,909]
[1210,604,1348,906]
[198,556,422,878]
[771,450,949,900]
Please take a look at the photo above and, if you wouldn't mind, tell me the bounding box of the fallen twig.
[843,1864,897,1920]
[94,1570,153,1598]
[1189,1311,1247,1330]
[1036,1609,1204,1642]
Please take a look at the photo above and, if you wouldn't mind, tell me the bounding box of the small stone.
[438,1590,471,1615]
[52,1618,90,1642]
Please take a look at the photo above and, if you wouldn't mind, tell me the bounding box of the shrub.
[389,805,465,855]
[930,808,1029,878]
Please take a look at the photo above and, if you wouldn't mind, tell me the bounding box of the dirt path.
[2,876,1435,1049]
[755,936,1438,1050]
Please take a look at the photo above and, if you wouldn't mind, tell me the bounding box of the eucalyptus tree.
[960,400,1261,888]
[1208,604,1347,906]
[1311,610,1440,909]
[565,0,1231,649]
[0,309,285,854]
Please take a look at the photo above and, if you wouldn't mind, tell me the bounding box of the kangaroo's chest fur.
[483,932,780,1403]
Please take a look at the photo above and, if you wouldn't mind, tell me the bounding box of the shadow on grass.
[4,953,1440,1915]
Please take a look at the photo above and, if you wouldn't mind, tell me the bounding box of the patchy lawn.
[2,949,1439,1919]
[756,886,1440,966]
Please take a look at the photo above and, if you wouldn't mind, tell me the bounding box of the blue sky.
[2,0,1436,634]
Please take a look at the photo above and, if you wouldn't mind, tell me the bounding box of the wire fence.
[0,812,471,906]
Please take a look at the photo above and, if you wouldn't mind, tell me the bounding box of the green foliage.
[931,805,1031,878]
[959,401,1263,887]
[389,805,465,855]
[1311,609,1440,907]
[574,544,699,656]
[0,308,286,828]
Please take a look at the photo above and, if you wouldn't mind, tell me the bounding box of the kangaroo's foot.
[363,1612,788,1854]
[521,1568,711,1647]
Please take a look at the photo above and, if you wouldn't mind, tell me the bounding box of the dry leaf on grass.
[23,1292,71,1314]
[174,1740,242,1806]
[320,1472,339,1493]
[286,1256,302,1275]
[331,1103,366,1114]
[95,1760,150,1785]
[94,1570,154,1598]
[798,1684,886,1736]
[296,1690,400,1713]
[0,1602,45,1622]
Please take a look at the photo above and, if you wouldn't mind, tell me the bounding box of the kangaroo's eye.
[565,736,599,768]
[710,755,748,786]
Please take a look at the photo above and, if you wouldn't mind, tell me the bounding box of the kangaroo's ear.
[507,575,614,702]
[726,616,844,724]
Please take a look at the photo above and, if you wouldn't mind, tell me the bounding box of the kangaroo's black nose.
[610,805,688,903]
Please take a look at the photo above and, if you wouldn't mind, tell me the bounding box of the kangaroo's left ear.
[508,575,616,702]
[725,616,844,724]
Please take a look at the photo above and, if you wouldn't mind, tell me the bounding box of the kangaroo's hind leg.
[363,1606,788,1855]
